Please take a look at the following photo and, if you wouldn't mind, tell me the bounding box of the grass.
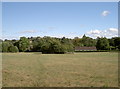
[2,52,118,87]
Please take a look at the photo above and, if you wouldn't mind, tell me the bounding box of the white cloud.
[108,28,118,32]
[86,28,118,38]
[87,30,101,34]
[19,30,37,34]
[102,11,110,16]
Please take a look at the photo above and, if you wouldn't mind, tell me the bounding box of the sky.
[2,2,118,40]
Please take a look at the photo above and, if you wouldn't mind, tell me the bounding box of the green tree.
[38,37,70,53]
[8,46,19,52]
[0,43,2,52]
[2,41,13,52]
[50,39,66,53]
[32,37,44,52]
[61,37,74,52]
[18,37,30,52]
[81,34,96,47]
[114,37,120,50]
[108,38,115,47]
[96,37,110,50]
[73,37,83,47]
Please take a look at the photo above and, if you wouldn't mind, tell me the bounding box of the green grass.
[2,52,118,87]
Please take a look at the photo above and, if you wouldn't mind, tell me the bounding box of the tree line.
[0,35,120,53]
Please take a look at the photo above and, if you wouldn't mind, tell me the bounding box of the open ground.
[2,52,118,87]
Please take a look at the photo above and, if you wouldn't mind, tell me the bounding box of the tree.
[81,35,96,47]
[0,39,2,52]
[18,37,30,52]
[60,37,74,52]
[0,43,2,52]
[2,35,119,53]
[108,38,115,47]
[40,37,67,53]
[32,38,44,52]
[114,37,120,50]
[96,37,110,50]
[73,37,83,47]
[8,46,19,52]
[50,39,66,53]
[2,41,13,52]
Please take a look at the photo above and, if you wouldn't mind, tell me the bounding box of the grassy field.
[2,52,118,87]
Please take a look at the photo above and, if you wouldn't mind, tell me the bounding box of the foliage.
[114,37,120,50]
[18,37,30,52]
[96,37,110,50]
[73,35,96,47]
[8,46,19,52]
[0,43,2,52]
[1,35,120,53]
[73,37,83,46]
[81,34,96,47]
[40,37,67,53]
[2,41,13,52]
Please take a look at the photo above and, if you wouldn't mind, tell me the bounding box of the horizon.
[2,2,118,40]
[1,34,119,41]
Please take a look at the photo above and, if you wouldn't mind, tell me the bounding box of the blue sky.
[2,2,118,40]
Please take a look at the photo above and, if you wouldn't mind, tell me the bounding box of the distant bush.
[8,46,19,52]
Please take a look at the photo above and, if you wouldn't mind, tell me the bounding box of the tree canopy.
[96,37,110,50]
[1,35,120,53]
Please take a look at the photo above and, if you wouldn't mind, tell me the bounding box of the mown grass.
[2,52,118,87]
